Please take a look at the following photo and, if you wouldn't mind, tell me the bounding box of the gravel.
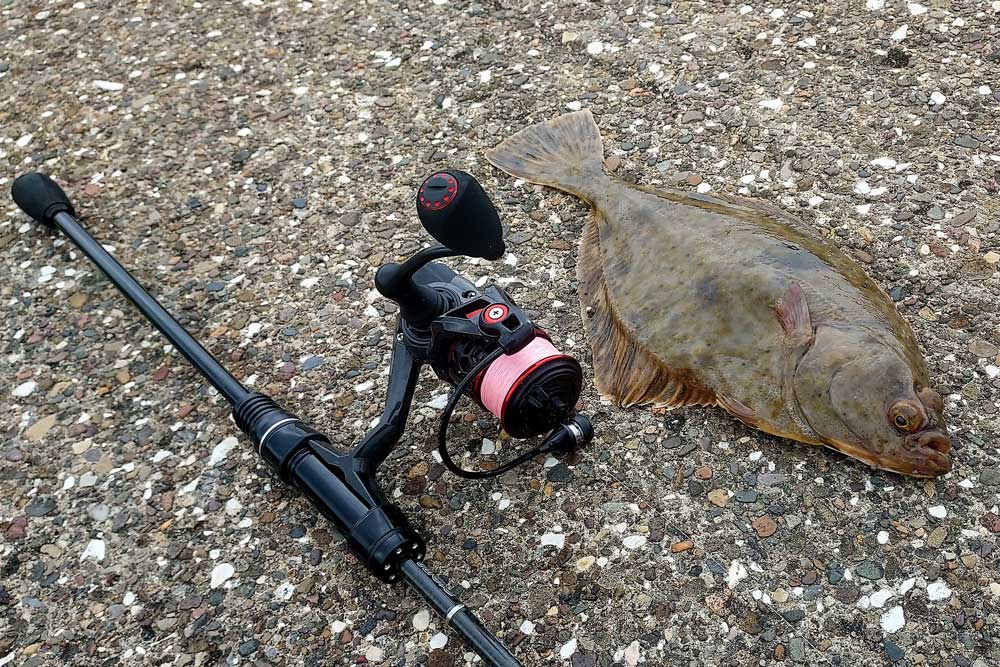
[2,1,998,666]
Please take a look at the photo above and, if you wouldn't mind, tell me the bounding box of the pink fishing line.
[479,337,563,421]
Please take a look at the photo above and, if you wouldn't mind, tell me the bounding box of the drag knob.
[416,169,505,261]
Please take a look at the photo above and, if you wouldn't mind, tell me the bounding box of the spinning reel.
[11,169,593,666]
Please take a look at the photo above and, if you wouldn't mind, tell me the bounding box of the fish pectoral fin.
[774,283,814,343]
[717,396,758,427]
[578,216,715,408]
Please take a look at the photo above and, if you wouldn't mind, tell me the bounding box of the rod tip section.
[11,172,75,227]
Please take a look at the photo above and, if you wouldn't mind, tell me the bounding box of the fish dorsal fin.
[577,215,715,408]
[775,283,813,340]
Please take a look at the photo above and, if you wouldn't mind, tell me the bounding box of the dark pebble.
[884,640,904,663]
[206,281,225,292]
[25,498,57,517]
[735,490,758,503]
[547,464,574,483]
[781,609,805,622]
[238,639,259,657]
[291,198,308,209]
[855,560,884,580]
[462,539,477,550]
[288,525,306,538]
[301,356,324,370]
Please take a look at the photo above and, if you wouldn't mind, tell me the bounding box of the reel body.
[376,171,594,478]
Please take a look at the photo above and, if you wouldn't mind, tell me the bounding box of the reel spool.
[453,333,582,439]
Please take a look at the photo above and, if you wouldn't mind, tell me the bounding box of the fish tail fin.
[485,109,607,199]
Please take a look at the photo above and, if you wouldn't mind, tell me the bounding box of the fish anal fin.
[774,283,813,343]
[717,396,758,427]
[578,216,714,409]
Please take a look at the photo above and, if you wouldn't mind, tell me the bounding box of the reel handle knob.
[416,170,505,261]
[11,172,76,227]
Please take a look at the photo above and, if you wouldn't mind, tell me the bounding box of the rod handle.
[11,172,76,227]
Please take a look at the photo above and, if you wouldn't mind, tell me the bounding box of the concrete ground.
[2,1,998,666]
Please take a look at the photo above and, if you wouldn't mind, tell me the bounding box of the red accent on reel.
[481,303,508,325]
[418,172,460,212]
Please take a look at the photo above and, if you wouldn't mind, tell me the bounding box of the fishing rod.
[11,170,593,665]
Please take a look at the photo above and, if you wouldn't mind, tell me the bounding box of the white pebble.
[623,535,646,550]
[586,41,604,55]
[519,620,535,635]
[929,91,946,106]
[927,505,947,518]
[209,436,239,466]
[866,0,884,9]
[907,3,927,15]
[871,157,897,169]
[274,581,295,600]
[16,134,33,148]
[541,532,566,549]
[93,80,125,91]
[80,539,106,562]
[13,380,37,397]
[870,589,894,608]
[926,579,952,601]
[565,101,582,111]
[727,560,748,588]
[560,638,578,658]
[300,276,319,288]
[984,365,1000,379]
[210,563,235,588]
[891,24,908,41]
[428,632,448,649]
[881,606,905,633]
[364,646,383,662]
[413,609,430,631]
[877,530,890,544]
[758,98,783,111]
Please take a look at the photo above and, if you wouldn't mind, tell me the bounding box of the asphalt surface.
[2,1,998,666]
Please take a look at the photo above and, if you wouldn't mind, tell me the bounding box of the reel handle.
[416,170,505,261]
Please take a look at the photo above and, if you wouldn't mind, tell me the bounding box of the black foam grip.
[11,172,75,226]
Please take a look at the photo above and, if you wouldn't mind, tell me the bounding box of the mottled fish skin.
[486,110,952,477]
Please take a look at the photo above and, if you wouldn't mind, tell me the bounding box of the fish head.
[793,324,951,477]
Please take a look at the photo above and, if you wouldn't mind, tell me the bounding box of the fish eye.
[888,400,924,433]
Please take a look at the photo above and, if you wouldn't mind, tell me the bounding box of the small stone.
[980,468,1000,486]
[969,339,999,358]
[13,380,38,397]
[781,609,805,623]
[413,609,431,631]
[983,251,1000,265]
[291,198,307,209]
[24,415,56,442]
[927,205,944,220]
[681,110,704,123]
[25,498,57,517]
[670,540,694,553]
[547,464,574,482]
[953,136,980,149]
[927,526,948,548]
[736,490,758,503]
[856,561,884,580]
[238,640,258,657]
[604,155,622,172]
[884,640,905,663]
[788,638,805,662]
[752,515,777,538]
[707,489,729,507]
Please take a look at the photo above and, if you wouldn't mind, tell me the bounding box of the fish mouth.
[824,429,952,478]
